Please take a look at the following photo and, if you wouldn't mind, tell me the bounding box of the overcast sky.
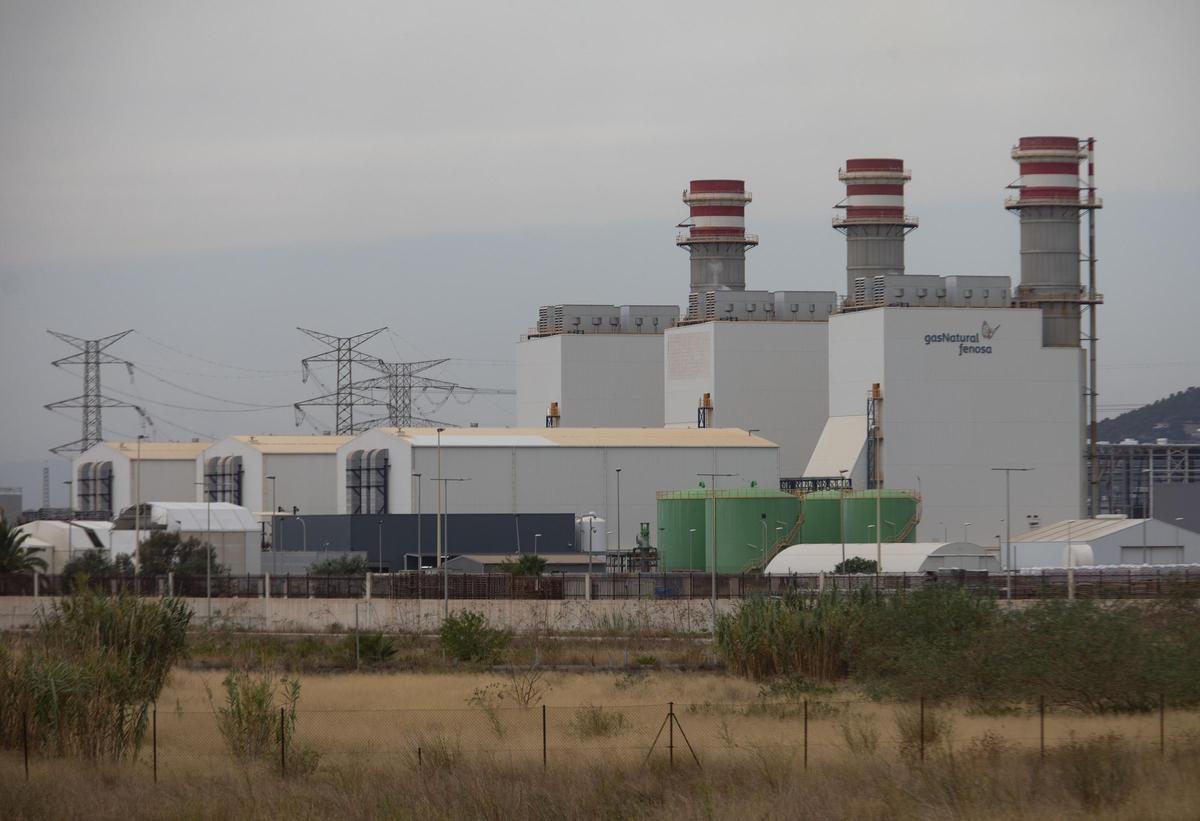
[2,1,1198,506]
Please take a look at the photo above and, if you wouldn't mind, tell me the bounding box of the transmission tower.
[295,327,388,435]
[45,329,146,454]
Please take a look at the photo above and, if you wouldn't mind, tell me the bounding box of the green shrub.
[567,705,629,739]
[894,705,955,758]
[0,590,190,759]
[439,611,511,665]
[209,670,319,774]
[835,557,878,574]
[309,555,368,575]
[347,632,397,666]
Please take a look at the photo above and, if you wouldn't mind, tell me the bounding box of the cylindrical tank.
[705,488,802,573]
[656,490,707,570]
[575,513,607,553]
[677,180,758,301]
[1006,136,1097,348]
[834,159,918,305]
[799,489,919,544]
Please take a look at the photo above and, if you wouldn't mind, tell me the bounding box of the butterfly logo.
[981,321,1000,340]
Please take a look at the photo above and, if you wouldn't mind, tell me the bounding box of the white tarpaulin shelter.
[765,542,1000,574]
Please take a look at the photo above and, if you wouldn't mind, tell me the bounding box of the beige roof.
[233,434,353,454]
[102,441,212,460]
[1012,518,1146,543]
[372,427,777,448]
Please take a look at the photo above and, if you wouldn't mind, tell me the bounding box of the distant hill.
[1097,386,1200,444]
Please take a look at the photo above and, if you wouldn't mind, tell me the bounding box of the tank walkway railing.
[2,566,1199,602]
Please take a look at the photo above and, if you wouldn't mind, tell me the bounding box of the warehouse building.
[1011,516,1200,567]
[199,435,351,517]
[70,440,211,517]
[335,426,780,549]
[765,542,1000,574]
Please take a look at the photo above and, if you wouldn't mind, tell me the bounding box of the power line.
[133,331,299,375]
[295,327,388,435]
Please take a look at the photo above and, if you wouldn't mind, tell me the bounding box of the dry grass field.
[5,669,1200,819]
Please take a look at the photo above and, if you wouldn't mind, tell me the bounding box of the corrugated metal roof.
[232,435,353,454]
[1012,518,1146,543]
[376,427,777,448]
[102,441,212,460]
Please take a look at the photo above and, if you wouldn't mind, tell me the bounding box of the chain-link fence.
[5,697,1195,783]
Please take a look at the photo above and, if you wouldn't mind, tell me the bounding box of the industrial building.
[1091,440,1200,518]
[1011,516,1200,567]
[198,434,351,516]
[516,138,1103,546]
[70,440,211,517]
[765,542,1000,574]
[335,426,780,550]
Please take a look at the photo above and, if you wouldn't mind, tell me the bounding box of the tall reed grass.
[0,590,190,759]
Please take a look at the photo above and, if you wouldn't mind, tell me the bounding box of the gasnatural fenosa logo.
[923,321,999,355]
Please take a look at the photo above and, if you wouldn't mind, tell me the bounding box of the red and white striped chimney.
[677,179,758,298]
[834,159,918,305]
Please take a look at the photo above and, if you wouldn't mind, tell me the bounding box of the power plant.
[24,134,1200,576]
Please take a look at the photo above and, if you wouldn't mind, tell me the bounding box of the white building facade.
[663,321,829,476]
[336,427,781,549]
[71,441,211,515]
[198,435,351,516]
[806,307,1084,543]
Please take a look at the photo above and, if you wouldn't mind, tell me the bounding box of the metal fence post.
[1160,693,1166,755]
[279,706,286,777]
[1039,695,1045,760]
[668,702,674,768]
[918,697,925,762]
[542,704,547,770]
[803,699,809,770]
[152,704,158,783]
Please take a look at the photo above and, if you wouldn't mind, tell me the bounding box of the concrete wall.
[0,595,732,635]
[664,322,827,476]
[516,334,666,427]
[826,307,1083,544]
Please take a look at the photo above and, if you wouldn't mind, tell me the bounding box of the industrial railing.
[2,566,1198,601]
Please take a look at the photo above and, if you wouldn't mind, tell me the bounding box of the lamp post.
[377,518,384,572]
[296,517,307,551]
[697,471,738,633]
[135,434,145,572]
[1142,466,1155,519]
[963,522,971,543]
[412,473,422,574]
[615,468,622,553]
[688,528,696,569]
[192,481,213,626]
[1175,517,1185,560]
[436,428,445,569]
[266,475,277,574]
[991,467,1033,602]
[534,533,542,556]
[838,470,849,570]
[761,516,768,568]
[433,476,469,619]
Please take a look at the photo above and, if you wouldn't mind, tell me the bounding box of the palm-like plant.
[0,518,48,573]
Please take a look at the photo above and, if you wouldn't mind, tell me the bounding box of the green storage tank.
[705,487,802,573]
[656,489,708,570]
[799,489,919,544]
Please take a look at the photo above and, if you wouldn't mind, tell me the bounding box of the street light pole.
[436,428,445,569]
[697,471,738,633]
[267,475,276,575]
[135,434,145,572]
[534,533,542,556]
[377,518,384,572]
[615,468,622,554]
[838,469,849,570]
[991,467,1033,601]
[433,476,468,620]
[193,480,213,626]
[297,517,307,551]
[412,473,422,574]
[964,522,971,543]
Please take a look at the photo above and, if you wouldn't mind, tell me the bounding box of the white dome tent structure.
[764,542,1000,575]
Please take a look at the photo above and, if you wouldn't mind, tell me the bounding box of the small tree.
[0,519,47,573]
[835,557,878,574]
[137,531,224,576]
[439,610,512,664]
[498,554,547,575]
[308,554,368,575]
